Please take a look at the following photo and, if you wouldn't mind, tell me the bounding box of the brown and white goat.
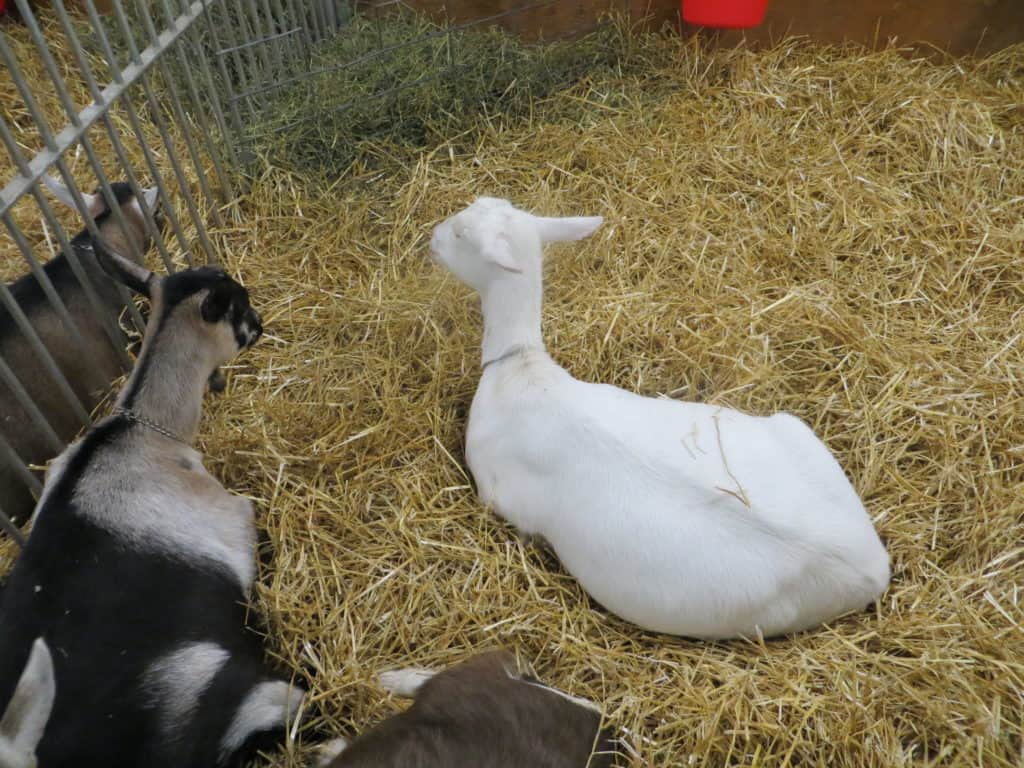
[0,245,303,768]
[0,176,159,522]
[321,651,618,768]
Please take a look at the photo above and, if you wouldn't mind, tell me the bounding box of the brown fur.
[0,192,151,523]
[328,652,619,768]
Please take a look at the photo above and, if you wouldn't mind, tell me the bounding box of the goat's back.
[0,420,262,768]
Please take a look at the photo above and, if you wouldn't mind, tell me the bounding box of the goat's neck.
[479,270,545,366]
[116,328,211,445]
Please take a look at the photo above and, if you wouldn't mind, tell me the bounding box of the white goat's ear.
[41,174,104,219]
[483,235,521,274]
[0,637,56,755]
[94,236,153,297]
[535,215,604,244]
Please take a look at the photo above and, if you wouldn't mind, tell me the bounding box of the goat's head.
[43,174,160,263]
[0,638,56,768]
[96,243,263,373]
[429,197,603,293]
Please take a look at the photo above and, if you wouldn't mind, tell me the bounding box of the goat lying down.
[0,247,302,767]
[0,638,54,768]
[321,651,617,768]
[430,198,890,640]
[0,176,159,523]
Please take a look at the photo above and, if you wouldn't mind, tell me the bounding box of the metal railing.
[0,0,347,539]
[0,0,606,544]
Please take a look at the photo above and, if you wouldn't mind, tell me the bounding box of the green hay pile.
[4,8,1024,768]
[246,8,644,179]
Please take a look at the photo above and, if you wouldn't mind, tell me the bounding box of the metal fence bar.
[107,0,211,265]
[0,498,27,547]
[0,274,92,427]
[16,0,174,299]
[134,0,225,232]
[202,2,248,137]
[0,357,64,455]
[6,5,149,335]
[80,0,195,271]
[156,0,237,203]
[267,0,304,64]
[0,435,43,501]
[47,0,175,276]
[0,0,218,218]
[278,0,309,54]
[216,0,265,118]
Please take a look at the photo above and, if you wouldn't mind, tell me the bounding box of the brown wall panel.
[394,0,1024,55]
[698,0,1024,56]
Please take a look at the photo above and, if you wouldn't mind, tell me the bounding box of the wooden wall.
[395,0,1024,56]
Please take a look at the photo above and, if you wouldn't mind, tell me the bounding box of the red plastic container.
[683,0,769,29]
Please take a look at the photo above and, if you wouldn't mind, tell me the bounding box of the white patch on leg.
[144,642,230,738]
[316,737,349,766]
[377,668,436,698]
[0,638,55,767]
[219,680,305,759]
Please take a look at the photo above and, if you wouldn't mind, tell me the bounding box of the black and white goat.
[0,176,159,522]
[0,246,304,767]
[321,651,618,768]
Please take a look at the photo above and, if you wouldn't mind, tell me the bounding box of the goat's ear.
[535,215,604,244]
[94,236,152,297]
[201,281,233,323]
[141,186,159,213]
[0,637,56,755]
[483,234,521,274]
[41,174,105,219]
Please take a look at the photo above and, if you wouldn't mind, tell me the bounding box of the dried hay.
[0,8,220,282]
[3,8,1024,768]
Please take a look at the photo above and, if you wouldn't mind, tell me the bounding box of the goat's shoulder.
[45,418,256,588]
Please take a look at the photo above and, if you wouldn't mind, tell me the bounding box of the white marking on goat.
[144,642,229,739]
[505,666,602,714]
[0,638,55,768]
[219,681,304,759]
[316,737,349,766]
[377,668,437,698]
[74,444,257,588]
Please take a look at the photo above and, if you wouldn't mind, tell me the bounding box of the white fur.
[316,737,349,765]
[144,642,229,739]
[430,198,891,639]
[519,678,601,714]
[0,638,55,768]
[219,681,304,759]
[71,441,257,589]
[378,668,437,698]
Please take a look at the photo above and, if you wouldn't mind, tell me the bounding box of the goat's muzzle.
[242,308,263,348]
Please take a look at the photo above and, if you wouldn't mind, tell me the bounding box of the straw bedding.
[3,9,1024,768]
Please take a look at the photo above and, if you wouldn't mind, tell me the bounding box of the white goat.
[429,197,890,639]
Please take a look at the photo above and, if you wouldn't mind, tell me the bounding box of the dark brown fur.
[0,184,152,523]
[328,652,619,768]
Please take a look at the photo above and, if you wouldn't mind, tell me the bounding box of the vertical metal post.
[132,0,225,232]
